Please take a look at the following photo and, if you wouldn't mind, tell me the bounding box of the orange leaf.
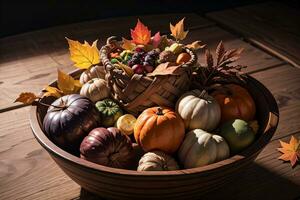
[131,19,151,45]
[14,92,39,104]
[277,136,300,167]
[148,62,183,76]
[43,86,63,98]
[170,18,188,41]
[121,38,136,51]
[57,69,82,95]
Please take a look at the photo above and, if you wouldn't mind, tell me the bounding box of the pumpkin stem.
[36,99,65,109]
[199,90,207,98]
[156,107,164,115]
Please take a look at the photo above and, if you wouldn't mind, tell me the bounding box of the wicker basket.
[100,36,198,115]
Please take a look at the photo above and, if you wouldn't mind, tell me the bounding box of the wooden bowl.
[30,70,279,200]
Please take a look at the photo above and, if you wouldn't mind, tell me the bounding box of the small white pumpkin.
[137,151,179,171]
[178,129,230,169]
[175,89,221,131]
[80,78,109,102]
[80,65,106,84]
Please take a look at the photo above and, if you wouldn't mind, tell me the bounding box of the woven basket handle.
[106,36,122,46]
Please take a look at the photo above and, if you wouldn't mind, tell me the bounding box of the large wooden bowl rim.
[30,69,279,176]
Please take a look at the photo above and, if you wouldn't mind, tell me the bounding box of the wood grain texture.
[0,73,278,199]
[0,24,282,111]
[251,65,300,140]
[0,11,299,200]
[201,132,300,200]
[0,13,211,112]
[185,26,283,73]
[0,107,80,200]
[206,2,300,68]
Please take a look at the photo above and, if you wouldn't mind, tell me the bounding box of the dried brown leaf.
[148,62,183,76]
[216,41,225,65]
[205,50,214,68]
[14,92,39,104]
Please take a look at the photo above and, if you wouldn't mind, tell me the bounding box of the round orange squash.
[134,107,185,154]
[211,84,256,123]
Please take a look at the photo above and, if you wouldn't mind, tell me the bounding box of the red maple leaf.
[131,19,151,45]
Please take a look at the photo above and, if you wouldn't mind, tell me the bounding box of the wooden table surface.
[1,2,300,199]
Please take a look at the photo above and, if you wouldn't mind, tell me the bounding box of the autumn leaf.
[148,62,183,76]
[216,41,225,65]
[14,92,39,104]
[115,61,134,77]
[205,49,214,68]
[170,18,189,41]
[186,41,206,50]
[66,38,100,69]
[131,19,151,45]
[152,32,161,48]
[121,38,136,51]
[57,69,82,94]
[277,136,300,167]
[43,86,63,98]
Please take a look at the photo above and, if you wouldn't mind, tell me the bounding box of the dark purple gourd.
[43,94,100,153]
[80,127,134,169]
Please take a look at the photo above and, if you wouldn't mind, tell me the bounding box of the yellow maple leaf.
[277,136,300,167]
[43,86,63,98]
[14,92,39,104]
[66,38,100,69]
[57,69,82,94]
[170,18,189,41]
[121,38,136,51]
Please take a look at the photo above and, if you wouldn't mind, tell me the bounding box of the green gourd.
[219,119,255,154]
[95,99,123,127]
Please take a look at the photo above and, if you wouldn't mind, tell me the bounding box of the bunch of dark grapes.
[143,50,159,67]
[128,48,160,74]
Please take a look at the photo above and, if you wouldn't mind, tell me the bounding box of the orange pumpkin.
[134,107,185,154]
[211,84,256,122]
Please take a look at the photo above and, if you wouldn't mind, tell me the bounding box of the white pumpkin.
[178,129,230,169]
[80,65,106,84]
[175,89,221,131]
[80,78,109,102]
[137,151,179,171]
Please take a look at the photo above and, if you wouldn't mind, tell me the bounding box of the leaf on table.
[57,69,82,94]
[66,38,100,69]
[121,38,136,51]
[131,19,151,45]
[43,86,63,98]
[277,136,300,167]
[170,18,188,41]
[152,32,161,48]
[14,92,39,104]
[148,62,183,76]
[185,41,206,50]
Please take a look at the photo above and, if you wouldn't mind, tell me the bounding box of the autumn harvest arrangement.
[16,18,290,173]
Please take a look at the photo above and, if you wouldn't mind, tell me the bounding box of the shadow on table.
[75,162,300,200]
